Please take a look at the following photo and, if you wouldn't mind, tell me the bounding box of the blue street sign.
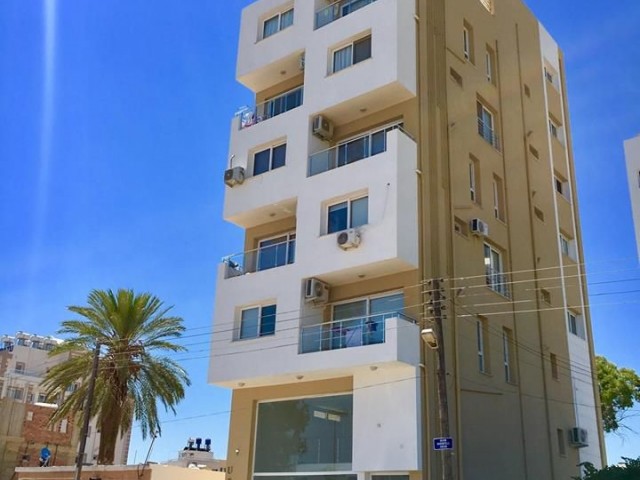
[433,437,454,451]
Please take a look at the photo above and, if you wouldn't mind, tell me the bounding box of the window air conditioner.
[304,278,330,305]
[312,115,334,141]
[337,229,361,250]
[224,166,245,187]
[569,427,588,448]
[470,218,489,237]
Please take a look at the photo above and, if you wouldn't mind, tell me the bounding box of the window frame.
[257,231,296,271]
[332,35,372,74]
[484,243,508,297]
[476,317,489,374]
[469,156,481,204]
[567,311,585,339]
[502,328,515,383]
[252,142,287,177]
[492,175,505,222]
[485,46,496,84]
[262,7,294,40]
[238,304,277,340]
[477,101,499,149]
[462,24,473,62]
[326,195,369,234]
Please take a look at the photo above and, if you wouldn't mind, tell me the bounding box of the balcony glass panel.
[239,86,304,130]
[308,124,402,176]
[315,0,378,29]
[223,235,296,278]
[299,311,414,354]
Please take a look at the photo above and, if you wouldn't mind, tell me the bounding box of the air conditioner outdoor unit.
[224,166,245,187]
[337,229,361,250]
[569,427,588,447]
[470,218,489,237]
[304,278,330,305]
[312,115,334,141]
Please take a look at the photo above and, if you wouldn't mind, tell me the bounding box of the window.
[485,46,496,84]
[555,175,570,200]
[257,232,295,271]
[333,35,372,73]
[15,362,25,374]
[26,393,34,403]
[550,353,559,380]
[557,428,566,456]
[254,395,353,473]
[262,8,294,39]
[43,343,54,351]
[567,311,585,339]
[253,143,286,176]
[485,244,508,296]
[469,156,480,204]
[492,175,505,221]
[462,22,474,62]
[549,118,563,144]
[329,293,403,349]
[502,328,514,383]
[37,393,47,403]
[239,304,277,340]
[16,338,26,346]
[476,317,489,373]
[559,233,576,260]
[7,387,24,401]
[544,67,554,84]
[60,419,68,434]
[544,66,559,90]
[31,340,40,349]
[477,101,498,149]
[327,196,368,234]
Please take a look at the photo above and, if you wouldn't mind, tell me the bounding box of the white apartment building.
[625,134,640,260]
[209,0,605,479]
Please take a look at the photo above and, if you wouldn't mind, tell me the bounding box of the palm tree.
[42,289,191,464]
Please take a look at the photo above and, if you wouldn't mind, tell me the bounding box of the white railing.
[238,86,304,130]
[315,0,378,29]
[299,311,416,354]
[222,239,296,279]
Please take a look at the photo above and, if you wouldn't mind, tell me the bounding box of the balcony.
[238,86,304,130]
[315,0,378,29]
[308,124,404,176]
[223,236,296,279]
[300,311,416,354]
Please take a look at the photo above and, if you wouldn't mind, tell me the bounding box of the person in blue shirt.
[39,445,51,467]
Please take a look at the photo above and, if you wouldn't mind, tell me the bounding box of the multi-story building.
[208,1,605,479]
[0,332,130,478]
[625,134,640,259]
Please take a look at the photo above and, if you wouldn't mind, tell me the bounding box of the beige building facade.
[208,0,606,479]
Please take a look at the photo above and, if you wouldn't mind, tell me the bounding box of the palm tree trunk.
[97,402,122,464]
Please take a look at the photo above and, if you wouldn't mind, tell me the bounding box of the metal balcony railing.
[223,238,296,279]
[238,86,304,130]
[315,0,378,29]
[308,124,405,176]
[485,267,510,297]
[477,118,501,151]
[299,311,416,354]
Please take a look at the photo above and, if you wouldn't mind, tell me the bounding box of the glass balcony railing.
[223,237,296,279]
[308,124,403,177]
[299,311,415,354]
[238,86,304,130]
[315,0,378,29]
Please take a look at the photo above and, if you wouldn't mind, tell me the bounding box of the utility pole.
[74,342,100,480]
[428,278,454,480]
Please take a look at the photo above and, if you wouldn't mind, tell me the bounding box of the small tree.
[42,289,191,464]
[596,356,640,433]
[576,457,640,479]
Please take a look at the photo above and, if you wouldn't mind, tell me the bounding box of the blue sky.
[1,0,639,466]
